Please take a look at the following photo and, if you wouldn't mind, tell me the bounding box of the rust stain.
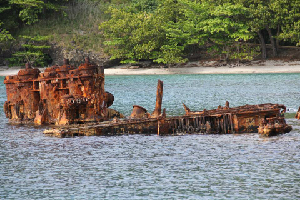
[151,80,163,118]
[295,106,300,120]
[3,63,292,137]
[43,80,292,137]
[4,58,120,125]
[130,105,150,119]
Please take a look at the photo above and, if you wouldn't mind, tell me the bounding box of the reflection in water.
[0,74,300,199]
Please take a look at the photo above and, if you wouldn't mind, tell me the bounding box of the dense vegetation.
[100,0,300,64]
[0,0,67,38]
[1,0,300,66]
[0,0,68,66]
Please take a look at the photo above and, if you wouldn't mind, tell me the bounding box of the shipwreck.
[3,58,292,137]
[4,58,121,125]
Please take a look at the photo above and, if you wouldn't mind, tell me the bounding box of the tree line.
[99,0,300,64]
[1,0,300,65]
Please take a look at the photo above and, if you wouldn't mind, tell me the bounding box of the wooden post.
[151,80,163,118]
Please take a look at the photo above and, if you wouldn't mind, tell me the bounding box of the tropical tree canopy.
[100,0,300,63]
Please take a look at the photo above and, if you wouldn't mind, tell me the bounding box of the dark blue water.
[1,74,300,199]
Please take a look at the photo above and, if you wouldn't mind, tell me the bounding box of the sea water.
[0,74,300,199]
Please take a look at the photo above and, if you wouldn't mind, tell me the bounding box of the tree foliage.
[99,0,300,64]
[100,0,260,64]
[2,0,300,65]
[100,0,188,64]
[9,35,51,67]
[184,1,256,60]
[0,0,68,66]
[277,0,300,46]
[0,0,68,38]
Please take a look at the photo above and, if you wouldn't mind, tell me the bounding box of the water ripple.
[1,75,300,199]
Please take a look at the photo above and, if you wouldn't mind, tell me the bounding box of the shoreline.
[1,60,300,76]
[104,65,300,76]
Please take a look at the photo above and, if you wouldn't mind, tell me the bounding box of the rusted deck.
[44,102,292,137]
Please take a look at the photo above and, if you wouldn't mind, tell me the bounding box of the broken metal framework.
[44,81,291,137]
[4,62,292,137]
[44,102,291,137]
[4,58,117,125]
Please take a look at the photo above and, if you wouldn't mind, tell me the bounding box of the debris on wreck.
[129,80,165,119]
[182,102,292,137]
[258,117,292,137]
[4,58,122,125]
[42,80,291,137]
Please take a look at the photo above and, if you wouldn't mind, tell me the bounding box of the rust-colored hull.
[44,102,292,137]
[4,63,291,137]
[4,59,118,125]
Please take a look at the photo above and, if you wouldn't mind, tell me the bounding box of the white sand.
[104,65,300,75]
[1,60,300,76]
[104,60,300,75]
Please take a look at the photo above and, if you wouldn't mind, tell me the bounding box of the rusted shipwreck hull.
[43,80,292,137]
[3,60,291,137]
[3,58,120,125]
[44,102,291,137]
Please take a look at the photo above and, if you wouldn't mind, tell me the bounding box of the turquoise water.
[105,74,300,116]
[1,74,300,199]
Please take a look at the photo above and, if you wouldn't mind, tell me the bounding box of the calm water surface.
[1,74,300,199]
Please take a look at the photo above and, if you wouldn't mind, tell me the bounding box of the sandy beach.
[1,60,300,76]
[104,60,300,75]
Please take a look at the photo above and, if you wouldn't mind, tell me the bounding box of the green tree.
[277,0,300,46]
[100,0,257,64]
[151,0,192,64]
[10,35,51,67]
[0,4,13,41]
[0,0,68,66]
[240,0,300,58]
[99,0,188,64]
[100,8,161,63]
[100,0,300,64]
[0,23,13,42]
[184,1,256,61]
[1,0,67,32]
[131,0,158,12]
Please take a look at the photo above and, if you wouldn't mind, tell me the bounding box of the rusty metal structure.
[43,80,291,137]
[258,116,292,137]
[4,62,292,137]
[4,58,119,125]
[295,107,300,120]
[43,101,292,138]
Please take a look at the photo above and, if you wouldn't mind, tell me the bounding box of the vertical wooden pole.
[152,80,163,118]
